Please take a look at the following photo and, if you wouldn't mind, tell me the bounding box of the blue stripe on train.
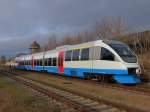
[44,66,58,73]
[15,65,140,84]
[16,66,128,76]
[64,67,128,78]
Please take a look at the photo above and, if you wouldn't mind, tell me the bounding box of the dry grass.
[19,71,150,112]
[0,75,70,112]
[138,52,150,80]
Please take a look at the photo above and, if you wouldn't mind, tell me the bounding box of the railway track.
[0,69,148,112]
[34,70,150,97]
[15,69,150,97]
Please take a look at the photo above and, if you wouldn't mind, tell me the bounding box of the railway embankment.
[0,73,76,112]
[0,69,128,112]
[7,69,150,112]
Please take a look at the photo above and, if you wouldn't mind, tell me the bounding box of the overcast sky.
[0,0,150,57]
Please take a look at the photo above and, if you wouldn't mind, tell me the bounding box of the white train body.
[14,40,141,84]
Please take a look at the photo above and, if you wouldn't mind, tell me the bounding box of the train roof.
[15,39,127,60]
[103,39,126,45]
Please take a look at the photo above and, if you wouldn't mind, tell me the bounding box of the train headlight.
[136,68,141,75]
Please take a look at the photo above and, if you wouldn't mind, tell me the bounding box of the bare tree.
[45,34,58,50]
[94,17,125,40]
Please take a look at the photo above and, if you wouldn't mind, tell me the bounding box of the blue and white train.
[14,40,142,84]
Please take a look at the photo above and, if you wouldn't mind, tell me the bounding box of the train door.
[58,51,64,73]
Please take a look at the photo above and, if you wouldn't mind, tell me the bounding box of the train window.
[37,60,39,66]
[38,60,41,66]
[34,60,36,66]
[65,50,72,61]
[30,60,32,65]
[29,60,31,65]
[38,60,40,66]
[48,58,52,66]
[35,60,37,66]
[100,48,114,61]
[40,60,43,66]
[53,58,57,66]
[36,60,38,66]
[44,59,47,66]
[47,59,49,66]
[72,49,80,61]
[81,48,89,60]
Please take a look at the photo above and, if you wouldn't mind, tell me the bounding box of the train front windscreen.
[109,44,137,63]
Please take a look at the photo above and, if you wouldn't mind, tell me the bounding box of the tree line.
[43,17,150,54]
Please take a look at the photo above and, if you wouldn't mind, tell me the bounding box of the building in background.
[29,41,41,54]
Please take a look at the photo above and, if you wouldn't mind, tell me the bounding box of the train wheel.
[97,75,104,82]
[97,75,111,83]
[84,73,89,80]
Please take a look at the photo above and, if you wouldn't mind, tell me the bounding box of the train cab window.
[72,49,80,61]
[53,58,57,66]
[65,50,72,61]
[81,48,89,60]
[100,48,114,61]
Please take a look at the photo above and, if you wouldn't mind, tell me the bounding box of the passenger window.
[65,50,72,61]
[81,48,89,60]
[34,60,36,66]
[29,60,31,65]
[37,60,40,66]
[44,59,47,66]
[101,48,114,61]
[48,58,52,66]
[72,49,80,61]
[27,60,29,65]
[40,60,43,66]
[53,58,57,66]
